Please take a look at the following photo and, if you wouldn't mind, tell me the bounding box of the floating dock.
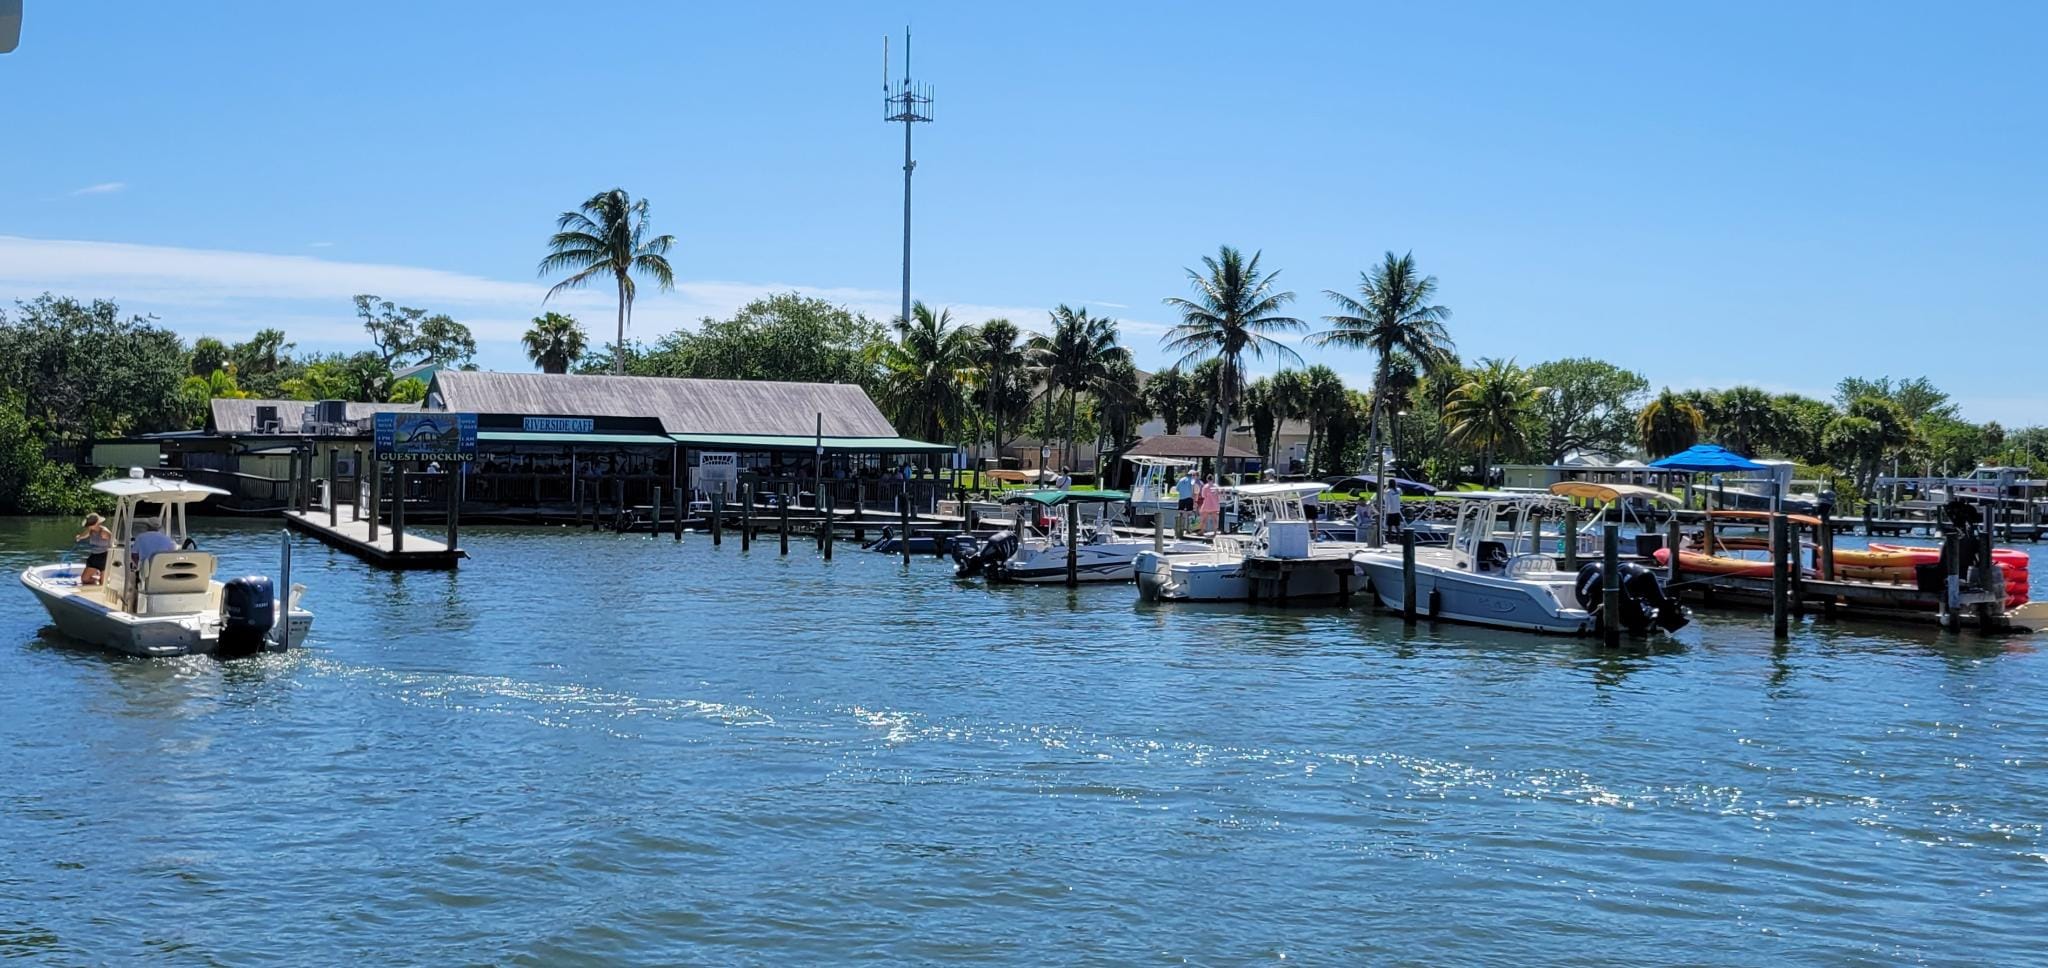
[284,506,465,570]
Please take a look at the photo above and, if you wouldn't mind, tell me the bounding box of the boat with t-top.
[19,473,312,657]
[952,489,1207,583]
[1135,482,1364,602]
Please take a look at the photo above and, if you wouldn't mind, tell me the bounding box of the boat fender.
[1427,586,1442,619]
[218,575,276,658]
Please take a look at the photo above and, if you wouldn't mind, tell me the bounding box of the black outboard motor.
[218,575,276,658]
[953,531,1017,579]
[1575,561,1690,634]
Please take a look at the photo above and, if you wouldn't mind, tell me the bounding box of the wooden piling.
[741,484,753,551]
[1401,531,1418,624]
[287,451,301,515]
[445,467,460,553]
[822,493,834,561]
[326,449,339,526]
[1770,512,1789,638]
[1601,524,1621,646]
[650,485,663,539]
[1153,510,1164,553]
[392,466,407,554]
[367,460,381,543]
[1818,505,1836,580]
[1066,501,1080,587]
[1665,516,1682,586]
[779,492,790,555]
[900,494,912,565]
[711,492,723,546]
[1562,505,1579,571]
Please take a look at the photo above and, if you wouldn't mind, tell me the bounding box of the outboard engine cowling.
[954,531,1018,579]
[1575,562,1689,634]
[219,575,276,657]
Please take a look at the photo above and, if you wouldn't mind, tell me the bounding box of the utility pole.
[882,28,934,330]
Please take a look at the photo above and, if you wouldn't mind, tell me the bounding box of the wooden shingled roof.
[427,371,900,437]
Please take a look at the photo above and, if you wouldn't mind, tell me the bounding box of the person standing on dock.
[1198,474,1221,534]
[1055,467,1072,490]
[1176,468,1198,532]
[1381,484,1404,536]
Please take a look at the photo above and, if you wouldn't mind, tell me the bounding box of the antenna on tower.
[881,26,933,334]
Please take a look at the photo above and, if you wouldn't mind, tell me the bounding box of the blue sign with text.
[374,412,477,462]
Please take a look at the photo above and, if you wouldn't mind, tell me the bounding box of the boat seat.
[138,551,215,614]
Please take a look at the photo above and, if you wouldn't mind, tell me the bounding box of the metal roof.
[428,371,899,438]
[207,398,420,434]
[1123,434,1258,460]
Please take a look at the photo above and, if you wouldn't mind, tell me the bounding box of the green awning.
[479,431,676,446]
[668,433,952,454]
[1000,489,1131,506]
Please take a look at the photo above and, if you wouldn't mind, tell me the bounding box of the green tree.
[969,318,1031,457]
[278,352,389,402]
[1703,385,1781,457]
[1525,358,1647,463]
[1826,396,1915,495]
[1836,376,1955,422]
[387,377,429,404]
[522,311,588,374]
[639,293,884,388]
[1141,366,1197,434]
[1189,357,1231,438]
[353,294,476,397]
[1301,365,1348,476]
[1444,358,1543,485]
[0,397,97,515]
[1245,377,1277,468]
[1093,353,1148,481]
[1028,305,1128,470]
[1770,394,1839,465]
[879,302,975,445]
[190,336,229,376]
[229,328,295,397]
[539,188,678,375]
[1161,246,1303,470]
[1637,388,1704,459]
[0,294,191,443]
[1312,251,1456,482]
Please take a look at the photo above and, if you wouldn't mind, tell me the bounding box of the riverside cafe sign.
[373,412,478,463]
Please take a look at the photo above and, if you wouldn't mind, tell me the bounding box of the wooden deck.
[284,506,465,570]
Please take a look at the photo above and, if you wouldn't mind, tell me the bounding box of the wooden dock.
[284,506,465,570]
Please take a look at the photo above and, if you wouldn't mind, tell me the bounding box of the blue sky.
[1,2,2042,421]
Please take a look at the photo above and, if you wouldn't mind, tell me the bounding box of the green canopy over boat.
[998,489,1131,506]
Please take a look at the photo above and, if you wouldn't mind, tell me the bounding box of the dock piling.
[712,492,723,546]
[1601,524,1620,646]
[741,484,753,551]
[1153,511,1164,553]
[651,486,663,539]
[392,466,407,554]
[445,468,460,553]
[1401,531,1418,625]
[367,460,381,543]
[1770,513,1789,638]
[779,493,790,555]
[326,450,338,527]
[900,495,912,565]
[1066,502,1079,587]
[1665,517,1682,586]
[823,493,834,561]
[1562,505,1579,571]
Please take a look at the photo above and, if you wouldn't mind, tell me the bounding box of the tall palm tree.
[881,302,975,445]
[1299,365,1347,476]
[1314,252,1455,492]
[1093,354,1148,485]
[1028,305,1128,472]
[1444,358,1544,486]
[1162,246,1304,473]
[1266,368,1308,471]
[969,318,1028,461]
[1142,367,1196,434]
[538,188,677,375]
[1637,388,1704,459]
[521,312,588,374]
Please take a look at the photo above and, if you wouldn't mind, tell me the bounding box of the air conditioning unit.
[313,399,350,426]
[254,404,279,433]
[335,456,357,477]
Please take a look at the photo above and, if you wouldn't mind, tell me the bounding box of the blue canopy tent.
[1647,444,1766,472]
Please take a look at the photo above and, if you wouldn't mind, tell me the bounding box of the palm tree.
[1707,385,1779,457]
[1093,354,1148,485]
[1142,367,1196,434]
[1266,368,1308,471]
[1300,365,1347,476]
[521,312,588,374]
[1444,358,1544,486]
[1162,246,1304,473]
[538,188,677,375]
[1314,252,1455,493]
[1638,388,1704,459]
[1028,305,1128,472]
[969,318,1028,461]
[881,302,975,445]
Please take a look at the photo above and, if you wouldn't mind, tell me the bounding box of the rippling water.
[4,517,2046,964]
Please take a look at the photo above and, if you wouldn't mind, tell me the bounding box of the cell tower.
[882,28,933,331]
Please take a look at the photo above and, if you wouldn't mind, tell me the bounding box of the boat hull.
[20,565,311,657]
[994,539,1208,584]
[1134,550,1351,603]
[1353,551,1596,635]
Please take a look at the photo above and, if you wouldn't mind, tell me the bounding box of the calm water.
[4,518,2046,965]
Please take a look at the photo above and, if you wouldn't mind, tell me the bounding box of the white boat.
[954,489,1207,583]
[1351,491,1684,635]
[19,473,312,657]
[1135,482,1364,602]
[1123,455,1198,519]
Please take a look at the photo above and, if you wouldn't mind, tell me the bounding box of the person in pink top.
[1197,474,1221,534]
